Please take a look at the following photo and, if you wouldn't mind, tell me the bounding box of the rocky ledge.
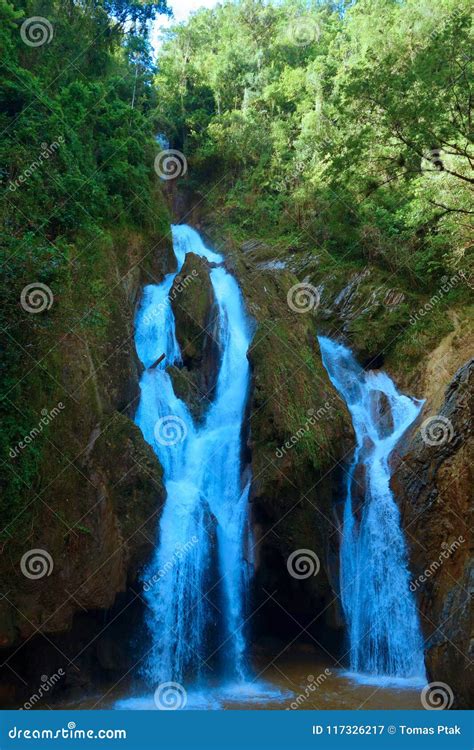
[393,359,473,709]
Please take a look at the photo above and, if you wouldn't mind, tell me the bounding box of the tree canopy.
[154,0,472,283]
[0,0,170,531]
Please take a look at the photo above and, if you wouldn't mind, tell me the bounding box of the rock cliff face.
[200,221,472,699]
[0,230,172,706]
[282,245,472,704]
[2,199,470,707]
[195,230,355,650]
[392,359,473,708]
[168,253,220,421]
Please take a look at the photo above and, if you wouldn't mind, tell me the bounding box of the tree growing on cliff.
[153,0,472,283]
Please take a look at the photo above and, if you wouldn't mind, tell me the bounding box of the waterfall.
[134,225,253,690]
[318,336,426,682]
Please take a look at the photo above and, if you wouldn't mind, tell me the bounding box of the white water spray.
[318,336,426,682]
[134,225,253,687]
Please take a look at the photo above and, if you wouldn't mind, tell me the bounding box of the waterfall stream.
[318,336,426,684]
[117,236,427,709]
[133,225,253,697]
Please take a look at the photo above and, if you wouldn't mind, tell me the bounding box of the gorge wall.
[1,198,471,709]
[197,210,472,707]
[0,227,174,706]
[393,359,473,709]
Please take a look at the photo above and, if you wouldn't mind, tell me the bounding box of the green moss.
[0,215,171,546]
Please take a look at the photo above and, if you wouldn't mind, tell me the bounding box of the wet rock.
[169,253,220,418]
[350,462,367,522]
[332,269,371,318]
[373,390,394,437]
[392,358,473,708]
[202,228,355,649]
[8,414,163,640]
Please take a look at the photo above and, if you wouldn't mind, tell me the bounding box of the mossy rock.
[197,227,354,640]
[0,226,171,647]
[170,253,221,419]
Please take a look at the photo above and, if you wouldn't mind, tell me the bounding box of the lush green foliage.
[155,0,472,285]
[1,0,472,536]
[0,0,170,532]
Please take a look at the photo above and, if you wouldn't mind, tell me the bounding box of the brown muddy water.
[58,650,425,711]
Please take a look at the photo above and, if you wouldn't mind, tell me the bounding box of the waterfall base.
[58,650,428,711]
[114,682,291,711]
[342,672,427,689]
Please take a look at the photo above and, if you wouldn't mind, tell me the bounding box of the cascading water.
[318,336,426,683]
[134,225,253,694]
